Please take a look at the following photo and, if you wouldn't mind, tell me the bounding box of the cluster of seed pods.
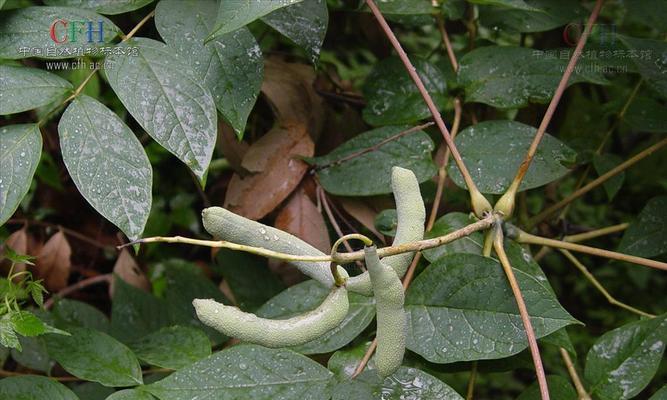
[194,166,425,377]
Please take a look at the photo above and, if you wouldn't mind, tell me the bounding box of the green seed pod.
[365,245,406,378]
[201,206,347,287]
[348,167,425,295]
[193,286,349,348]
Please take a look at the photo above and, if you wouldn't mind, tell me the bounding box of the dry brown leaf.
[218,280,237,307]
[109,249,150,297]
[224,125,314,220]
[35,231,71,291]
[338,198,384,243]
[217,120,250,175]
[262,59,325,140]
[275,188,331,254]
[1,228,29,273]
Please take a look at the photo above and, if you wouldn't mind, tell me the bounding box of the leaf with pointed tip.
[58,95,152,240]
[43,0,154,15]
[405,253,578,363]
[448,120,576,194]
[0,65,72,115]
[155,0,262,137]
[144,344,334,400]
[105,38,217,182]
[45,327,143,387]
[208,0,305,41]
[0,375,78,400]
[0,124,42,226]
[617,196,667,259]
[262,0,328,64]
[0,7,121,59]
[585,314,667,400]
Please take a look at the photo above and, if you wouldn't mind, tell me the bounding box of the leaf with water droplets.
[585,314,667,400]
[257,280,375,354]
[143,344,334,400]
[405,253,577,363]
[362,57,447,126]
[422,212,484,262]
[0,65,72,115]
[479,0,584,32]
[447,120,577,194]
[0,6,121,59]
[468,0,539,10]
[617,196,667,259]
[333,366,464,400]
[262,0,328,64]
[0,124,42,226]
[105,37,217,183]
[623,96,667,133]
[42,0,154,15]
[155,0,262,137]
[58,95,152,240]
[311,125,437,196]
[458,46,607,109]
[130,326,211,370]
[208,0,305,41]
[368,0,436,14]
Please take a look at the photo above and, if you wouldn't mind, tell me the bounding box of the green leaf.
[105,37,217,182]
[111,276,170,344]
[370,0,435,15]
[208,0,305,40]
[585,314,667,400]
[0,7,121,59]
[0,65,72,115]
[516,375,577,399]
[405,253,578,363]
[0,375,78,400]
[52,298,111,333]
[362,57,447,126]
[619,36,667,98]
[423,212,483,262]
[155,0,262,137]
[479,0,583,33]
[458,46,607,109]
[650,385,667,399]
[262,0,328,64]
[46,327,143,387]
[11,310,67,337]
[375,209,398,236]
[333,366,464,400]
[311,125,436,196]
[623,0,667,31]
[327,342,371,380]
[593,154,624,201]
[43,0,154,15]
[623,96,667,133]
[0,315,20,349]
[215,249,284,312]
[58,94,152,240]
[108,389,156,400]
[11,336,53,372]
[71,382,115,400]
[0,124,42,226]
[130,326,211,370]
[617,196,667,259]
[447,120,577,194]
[467,0,540,11]
[256,280,375,354]
[144,344,334,400]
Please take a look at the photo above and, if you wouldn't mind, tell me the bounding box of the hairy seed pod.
[365,245,406,377]
[193,286,349,348]
[201,206,347,287]
[348,167,425,295]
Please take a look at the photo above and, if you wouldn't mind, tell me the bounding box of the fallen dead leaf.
[275,188,331,254]
[109,249,150,297]
[224,125,314,220]
[1,228,29,274]
[217,120,250,175]
[35,231,71,291]
[338,198,384,243]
